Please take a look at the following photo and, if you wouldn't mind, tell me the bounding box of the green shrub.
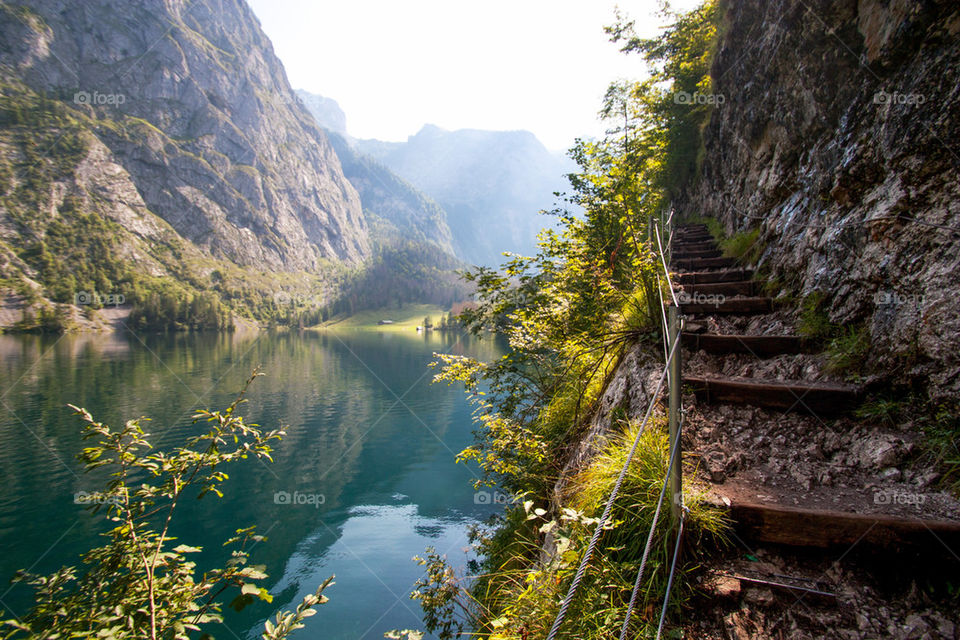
[1,371,331,639]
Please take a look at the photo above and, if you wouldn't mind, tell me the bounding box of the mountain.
[0,0,368,270]
[0,0,470,331]
[354,125,576,267]
[295,90,347,136]
[295,90,456,255]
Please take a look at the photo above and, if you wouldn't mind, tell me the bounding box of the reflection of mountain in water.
[0,330,503,637]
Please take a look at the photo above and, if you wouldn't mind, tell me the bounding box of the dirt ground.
[676,296,960,638]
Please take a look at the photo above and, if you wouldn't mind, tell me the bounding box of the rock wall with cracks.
[0,0,369,271]
[677,0,960,400]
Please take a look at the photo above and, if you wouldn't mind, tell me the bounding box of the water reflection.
[0,329,503,638]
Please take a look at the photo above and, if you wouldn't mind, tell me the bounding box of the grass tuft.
[825,325,871,377]
[720,228,762,264]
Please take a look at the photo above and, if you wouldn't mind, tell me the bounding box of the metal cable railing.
[617,414,683,640]
[545,212,685,639]
[655,505,688,640]
[544,333,681,640]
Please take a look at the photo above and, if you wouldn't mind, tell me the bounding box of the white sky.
[245,0,702,151]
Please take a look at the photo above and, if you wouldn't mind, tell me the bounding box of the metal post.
[667,304,682,525]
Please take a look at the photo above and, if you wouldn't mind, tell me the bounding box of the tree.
[424,3,723,637]
[1,370,332,640]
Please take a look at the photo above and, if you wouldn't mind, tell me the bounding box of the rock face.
[324,129,456,255]
[0,0,369,271]
[355,125,575,267]
[680,0,960,398]
[294,92,457,256]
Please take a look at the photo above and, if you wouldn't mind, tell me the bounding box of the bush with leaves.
[0,369,332,640]
[419,2,724,638]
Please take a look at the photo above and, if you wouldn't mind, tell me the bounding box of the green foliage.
[419,3,724,638]
[720,228,762,264]
[345,239,468,312]
[0,370,332,639]
[409,422,727,640]
[606,1,722,197]
[7,304,71,334]
[797,292,835,341]
[825,325,871,377]
[129,285,233,332]
[409,549,469,640]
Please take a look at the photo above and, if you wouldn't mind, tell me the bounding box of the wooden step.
[673,233,713,243]
[720,498,960,550]
[679,296,774,315]
[681,281,758,297]
[684,375,861,414]
[682,333,812,356]
[676,224,708,232]
[672,240,718,252]
[675,268,755,284]
[673,249,722,260]
[672,256,737,271]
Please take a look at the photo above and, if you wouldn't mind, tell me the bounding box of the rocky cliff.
[324,129,457,255]
[680,0,960,399]
[294,91,457,256]
[0,0,368,273]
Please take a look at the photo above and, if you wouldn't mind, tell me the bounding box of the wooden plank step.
[681,332,812,356]
[673,233,713,243]
[672,240,718,252]
[681,280,758,296]
[674,268,754,284]
[672,256,737,270]
[720,499,960,550]
[684,375,861,414]
[676,224,708,231]
[673,249,722,260]
[679,296,774,315]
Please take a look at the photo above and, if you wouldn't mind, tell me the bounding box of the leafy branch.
[1,368,332,640]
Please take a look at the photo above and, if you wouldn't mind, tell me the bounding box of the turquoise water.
[0,330,503,638]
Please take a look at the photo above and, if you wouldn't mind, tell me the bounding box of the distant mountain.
[355,124,576,267]
[324,130,455,254]
[295,90,347,137]
[295,91,456,256]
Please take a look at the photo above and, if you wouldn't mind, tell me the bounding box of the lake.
[0,329,504,638]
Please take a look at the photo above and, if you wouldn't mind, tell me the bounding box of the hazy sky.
[245,1,701,151]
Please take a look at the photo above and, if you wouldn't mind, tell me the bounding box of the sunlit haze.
[245,0,702,150]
